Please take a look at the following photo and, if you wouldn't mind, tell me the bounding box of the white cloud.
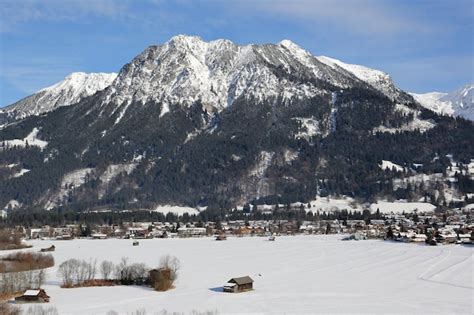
[384,55,474,93]
[0,0,132,33]
[0,55,82,105]
[235,0,432,36]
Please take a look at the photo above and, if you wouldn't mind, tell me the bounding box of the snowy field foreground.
[8,236,474,314]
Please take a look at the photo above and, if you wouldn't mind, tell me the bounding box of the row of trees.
[58,255,180,291]
[0,252,54,273]
[0,252,54,295]
[0,230,30,250]
[0,269,46,294]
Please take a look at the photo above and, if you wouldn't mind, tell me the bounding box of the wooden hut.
[40,245,55,252]
[223,276,254,293]
[15,289,50,303]
[215,234,227,241]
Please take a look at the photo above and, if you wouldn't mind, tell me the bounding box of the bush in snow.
[149,255,180,291]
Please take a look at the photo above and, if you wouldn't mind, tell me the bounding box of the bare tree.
[100,260,114,280]
[115,257,130,284]
[25,305,59,315]
[0,303,21,315]
[58,258,81,287]
[159,255,180,282]
[58,258,99,287]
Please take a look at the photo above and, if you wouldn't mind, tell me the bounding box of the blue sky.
[0,0,473,106]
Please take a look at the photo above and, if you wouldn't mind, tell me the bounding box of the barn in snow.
[15,289,50,303]
[223,276,254,293]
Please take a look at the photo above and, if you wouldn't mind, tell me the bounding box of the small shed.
[223,276,254,293]
[15,289,50,303]
[40,245,55,252]
[215,234,227,241]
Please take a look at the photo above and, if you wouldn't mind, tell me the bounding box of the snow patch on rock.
[98,163,138,198]
[306,196,362,213]
[379,160,404,172]
[153,205,200,216]
[249,151,274,177]
[293,117,321,140]
[374,105,435,133]
[3,199,20,211]
[45,168,95,210]
[1,128,48,150]
[12,168,30,178]
[370,200,436,214]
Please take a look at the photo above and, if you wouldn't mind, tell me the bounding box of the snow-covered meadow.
[7,236,474,314]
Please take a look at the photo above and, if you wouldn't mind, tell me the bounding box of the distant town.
[2,204,472,247]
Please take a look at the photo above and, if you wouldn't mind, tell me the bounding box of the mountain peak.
[410,83,474,121]
[100,35,408,124]
[101,38,311,122]
[278,39,300,49]
[2,72,117,122]
[167,34,203,45]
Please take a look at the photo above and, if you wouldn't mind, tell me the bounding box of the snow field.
[4,236,471,314]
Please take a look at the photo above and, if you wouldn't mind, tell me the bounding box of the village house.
[28,228,43,239]
[177,227,207,237]
[127,227,148,239]
[370,219,386,226]
[27,226,54,239]
[52,227,73,240]
[346,220,366,229]
[96,225,114,236]
[91,233,108,239]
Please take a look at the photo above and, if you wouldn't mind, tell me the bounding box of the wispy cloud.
[0,55,82,97]
[233,0,433,36]
[385,54,474,93]
[0,0,132,33]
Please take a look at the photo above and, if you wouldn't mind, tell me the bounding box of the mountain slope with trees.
[0,35,473,213]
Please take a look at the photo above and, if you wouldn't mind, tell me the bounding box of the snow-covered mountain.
[101,36,361,122]
[100,35,413,125]
[2,35,405,126]
[1,35,472,212]
[1,72,117,123]
[411,84,474,121]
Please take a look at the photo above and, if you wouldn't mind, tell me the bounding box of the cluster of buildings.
[21,220,300,240]
[339,207,473,245]
[2,206,471,246]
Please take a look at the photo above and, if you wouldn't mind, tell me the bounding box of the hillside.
[0,35,473,213]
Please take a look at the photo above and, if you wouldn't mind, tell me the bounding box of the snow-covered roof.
[224,282,236,287]
[23,290,40,296]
